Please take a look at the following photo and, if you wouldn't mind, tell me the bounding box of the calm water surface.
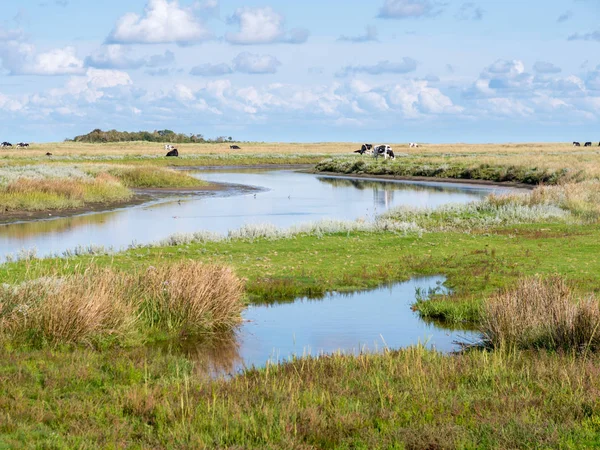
[165,276,477,376]
[1,169,491,371]
[0,169,502,260]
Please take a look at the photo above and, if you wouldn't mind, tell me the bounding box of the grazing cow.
[166,148,179,157]
[1,142,12,148]
[354,143,373,155]
[16,142,29,148]
[164,144,175,151]
[373,144,395,160]
[585,142,592,147]
[409,142,419,148]
[45,152,52,156]
[573,141,581,147]
[230,145,241,150]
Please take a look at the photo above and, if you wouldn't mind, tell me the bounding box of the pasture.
[2,141,600,447]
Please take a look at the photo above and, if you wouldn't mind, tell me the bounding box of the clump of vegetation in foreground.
[0,261,244,347]
[0,164,206,213]
[482,275,600,351]
[1,345,600,448]
[315,156,576,185]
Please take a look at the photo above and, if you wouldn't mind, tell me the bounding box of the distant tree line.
[67,129,235,144]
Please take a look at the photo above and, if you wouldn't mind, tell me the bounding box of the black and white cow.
[45,152,52,157]
[166,148,179,157]
[354,143,373,155]
[373,144,395,160]
[573,141,581,147]
[230,145,241,149]
[584,142,592,147]
[409,142,419,148]
[164,144,175,151]
[1,142,12,148]
[16,142,29,148]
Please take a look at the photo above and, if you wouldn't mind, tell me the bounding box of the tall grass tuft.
[0,271,135,346]
[136,262,245,335]
[0,262,245,346]
[481,275,600,351]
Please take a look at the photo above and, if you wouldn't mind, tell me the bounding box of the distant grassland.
[1,143,600,188]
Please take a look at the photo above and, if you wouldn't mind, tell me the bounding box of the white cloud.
[338,26,379,43]
[225,7,308,45]
[557,10,573,23]
[191,52,281,76]
[378,0,443,19]
[190,63,233,77]
[107,0,211,45]
[232,52,281,74]
[56,68,133,103]
[533,61,562,74]
[85,45,175,69]
[337,58,418,77]
[0,42,84,75]
[568,30,600,42]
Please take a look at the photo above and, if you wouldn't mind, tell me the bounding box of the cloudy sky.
[0,0,599,143]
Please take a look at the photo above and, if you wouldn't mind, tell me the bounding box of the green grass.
[104,166,208,188]
[4,222,600,324]
[1,345,600,448]
[315,156,577,185]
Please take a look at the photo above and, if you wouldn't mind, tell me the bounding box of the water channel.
[0,169,503,260]
[0,169,502,372]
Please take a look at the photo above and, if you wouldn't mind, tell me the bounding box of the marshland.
[3,141,600,447]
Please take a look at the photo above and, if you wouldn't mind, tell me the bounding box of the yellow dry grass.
[0,262,245,346]
[482,275,600,351]
[0,141,590,157]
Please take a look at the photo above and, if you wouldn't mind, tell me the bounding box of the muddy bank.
[0,182,250,225]
[307,170,535,190]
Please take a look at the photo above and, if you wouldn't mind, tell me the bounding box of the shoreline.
[307,170,536,190]
[0,183,236,225]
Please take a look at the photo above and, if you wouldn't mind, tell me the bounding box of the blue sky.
[0,0,599,143]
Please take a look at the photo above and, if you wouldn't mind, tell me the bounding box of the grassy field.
[2,141,600,172]
[0,164,207,214]
[3,141,600,447]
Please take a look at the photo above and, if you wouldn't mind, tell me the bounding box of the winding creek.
[1,169,506,373]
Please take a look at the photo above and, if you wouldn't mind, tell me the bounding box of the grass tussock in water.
[0,262,244,346]
[482,275,600,351]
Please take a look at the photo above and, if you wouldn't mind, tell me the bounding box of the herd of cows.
[573,141,600,147]
[1,142,29,148]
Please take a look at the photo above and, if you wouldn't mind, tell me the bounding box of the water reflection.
[0,170,498,261]
[157,277,476,377]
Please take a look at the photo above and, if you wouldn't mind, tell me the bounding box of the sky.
[0,0,599,143]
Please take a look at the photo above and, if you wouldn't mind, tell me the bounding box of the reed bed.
[0,261,244,346]
[481,275,600,351]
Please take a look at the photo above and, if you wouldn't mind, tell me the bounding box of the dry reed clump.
[481,275,600,351]
[0,262,245,346]
[0,270,135,346]
[136,262,245,334]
